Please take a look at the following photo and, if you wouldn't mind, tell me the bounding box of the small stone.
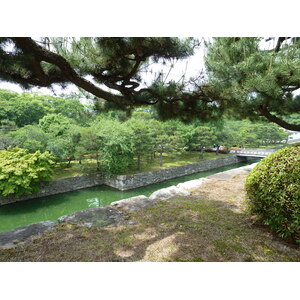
[111,195,155,211]
[127,221,136,225]
[149,185,190,201]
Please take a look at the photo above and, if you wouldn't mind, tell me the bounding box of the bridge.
[229,148,276,158]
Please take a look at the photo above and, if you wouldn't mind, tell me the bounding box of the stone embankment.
[0,155,246,206]
[0,163,257,249]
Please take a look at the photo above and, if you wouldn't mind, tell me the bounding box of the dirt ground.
[190,174,249,211]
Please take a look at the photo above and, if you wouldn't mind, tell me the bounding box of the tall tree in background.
[125,117,153,170]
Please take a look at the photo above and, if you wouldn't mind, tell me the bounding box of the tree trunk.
[199,148,204,160]
[137,154,141,170]
[159,149,163,166]
[96,153,100,171]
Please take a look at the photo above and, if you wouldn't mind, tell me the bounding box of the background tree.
[38,113,73,136]
[191,126,216,158]
[9,125,49,153]
[125,117,153,170]
[0,91,47,127]
[150,120,185,166]
[92,118,134,174]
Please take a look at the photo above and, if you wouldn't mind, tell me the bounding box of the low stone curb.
[0,221,58,249]
[58,206,127,228]
[111,195,157,211]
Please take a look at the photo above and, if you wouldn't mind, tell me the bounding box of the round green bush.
[0,147,55,197]
[245,144,300,244]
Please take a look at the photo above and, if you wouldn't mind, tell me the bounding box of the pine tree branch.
[259,105,300,131]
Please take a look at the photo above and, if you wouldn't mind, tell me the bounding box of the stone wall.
[105,155,244,190]
[0,155,246,205]
[0,173,104,206]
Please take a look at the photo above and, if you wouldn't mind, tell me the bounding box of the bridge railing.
[229,148,276,157]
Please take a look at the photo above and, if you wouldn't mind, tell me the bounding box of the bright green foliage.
[92,118,134,174]
[245,144,300,243]
[125,118,153,170]
[0,89,94,127]
[35,93,94,125]
[0,148,55,196]
[191,126,216,149]
[150,120,185,166]
[0,90,47,127]
[38,113,72,136]
[216,120,290,148]
[9,125,49,152]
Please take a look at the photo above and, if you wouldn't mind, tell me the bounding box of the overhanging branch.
[260,105,300,131]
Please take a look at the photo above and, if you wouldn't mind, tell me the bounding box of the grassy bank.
[52,151,233,179]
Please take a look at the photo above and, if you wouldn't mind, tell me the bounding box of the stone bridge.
[229,148,276,158]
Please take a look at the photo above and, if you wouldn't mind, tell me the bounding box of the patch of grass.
[52,159,98,180]
[52,152,233,179]
[0,196,299,262]
[123,152,233,174]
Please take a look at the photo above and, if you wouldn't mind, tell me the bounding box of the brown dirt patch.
[189,174,248,211]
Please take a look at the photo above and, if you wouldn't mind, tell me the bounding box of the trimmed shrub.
[245,144,300,243]
[0,147,54,197]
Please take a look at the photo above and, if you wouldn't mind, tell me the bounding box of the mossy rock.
[245,144,300,243]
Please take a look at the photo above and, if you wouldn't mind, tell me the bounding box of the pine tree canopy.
[1,37,300,131]
[205,37,300,131]
[0,38,201,104]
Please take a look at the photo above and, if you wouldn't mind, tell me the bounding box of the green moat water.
[0,162,255,232]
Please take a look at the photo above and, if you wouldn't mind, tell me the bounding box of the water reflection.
[86,197,102,208]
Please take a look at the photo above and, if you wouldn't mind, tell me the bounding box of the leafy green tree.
[0,91,47,127]
[205,37,300,131]
[38,113,72,136]
[9,125,49,152]
[0,120,17,134]
[72,127,100,168]
[191,126,216,158]
[125,118,153,170]
[0,135,15,150]
[91,118,134,174]
[0,89,19,101]
[0,147,54,196]
[35,94,94,125]
[150,120,185,166]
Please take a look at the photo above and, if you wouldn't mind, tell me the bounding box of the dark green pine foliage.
[204,37,300,131]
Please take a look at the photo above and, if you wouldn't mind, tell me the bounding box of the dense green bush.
[245,144,300,243]
[0,147,54,197]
